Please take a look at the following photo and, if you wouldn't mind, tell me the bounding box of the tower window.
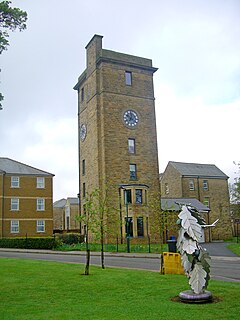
[130,164,137,180]
[137,217,144,237]
[136,189,142,204]
[81,87,84,102]
[82,159,85,175]
[125,71,132,86]
[203,180,209,191]
[128,138,135,154]
[83,182,86,197]
[189,180,195,191]
[125,217,133,237]
[124,189,132,204]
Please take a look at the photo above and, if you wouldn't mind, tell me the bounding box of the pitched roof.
[53,199,66,208]
[67,197,79,205]
[53,198,79,208]
[169,161,228,179]
[0,157,54,176]
[161,198,210,212]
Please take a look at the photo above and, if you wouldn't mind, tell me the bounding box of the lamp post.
[124,189,130,253]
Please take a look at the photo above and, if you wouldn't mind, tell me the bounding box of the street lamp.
[124,189,131,253]
[120,187,131,253]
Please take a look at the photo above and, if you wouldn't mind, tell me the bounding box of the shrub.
[58,233,84,245]
[0,237,57,249]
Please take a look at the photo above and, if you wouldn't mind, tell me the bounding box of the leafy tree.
[0,0,27,109]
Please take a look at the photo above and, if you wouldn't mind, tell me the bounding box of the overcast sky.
[1,0,239,201]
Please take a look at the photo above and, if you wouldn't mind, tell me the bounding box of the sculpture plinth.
[179,290,212,304]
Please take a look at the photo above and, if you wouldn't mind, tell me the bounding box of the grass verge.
[0,258,240,320]
[227,242,240,256]
[55,242,168,253]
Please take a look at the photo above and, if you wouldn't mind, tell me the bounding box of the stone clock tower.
[74,35,160,242]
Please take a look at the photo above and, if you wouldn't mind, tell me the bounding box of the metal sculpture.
[176,204,218,303]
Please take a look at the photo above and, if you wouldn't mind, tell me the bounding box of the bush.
[0,237,57,249]
[58,233,84,245]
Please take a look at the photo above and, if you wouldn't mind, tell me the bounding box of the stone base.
[179,290,213,304]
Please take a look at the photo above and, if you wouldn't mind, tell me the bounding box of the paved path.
[202,241,238,257]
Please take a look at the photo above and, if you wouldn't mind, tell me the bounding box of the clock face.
[80,124,87,141]
[123,110,139,127]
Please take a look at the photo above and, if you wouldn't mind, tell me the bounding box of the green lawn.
[0,258,240,320]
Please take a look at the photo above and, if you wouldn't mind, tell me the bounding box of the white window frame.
[37,220,45,233]
[128,138,135,154]
[11,220,19,233]
[11,176,20,188]
[11,198,19,211]
[37,198,45,211]
[130,164,137,180]
[37,177,45,188]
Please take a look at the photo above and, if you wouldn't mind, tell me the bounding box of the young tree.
[0,0,27,109]
[230,161,240,218]
[76,187,119,274]
[231,162,240,203]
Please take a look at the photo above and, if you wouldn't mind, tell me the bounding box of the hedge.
[0,237,57,249]
[58,233,84,245]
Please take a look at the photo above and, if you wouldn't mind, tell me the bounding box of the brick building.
[0,158,54,237]
[53,197,79,231]
[74,35,160,242]
[160,161,232,240]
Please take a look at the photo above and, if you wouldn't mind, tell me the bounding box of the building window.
[11,176,19,188]
[125,71,132,86]
[137,217,144,237]
[165,183,169,195]
[136,189,142,204]
[37,220,45,233]
[130,164,137,180]
[128,138,135,154]
[11,220,19,233]
[124,189,132,204]
[189,179,195,191]
[11,198,19,211]
[125,217,133,237]
[203,198,210,207]
[37,177,45,188]
[37,198,45,211]
[81,87,84,102]
[82,159,85,175]
[83,182,86,197]
[203,180,209,191]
